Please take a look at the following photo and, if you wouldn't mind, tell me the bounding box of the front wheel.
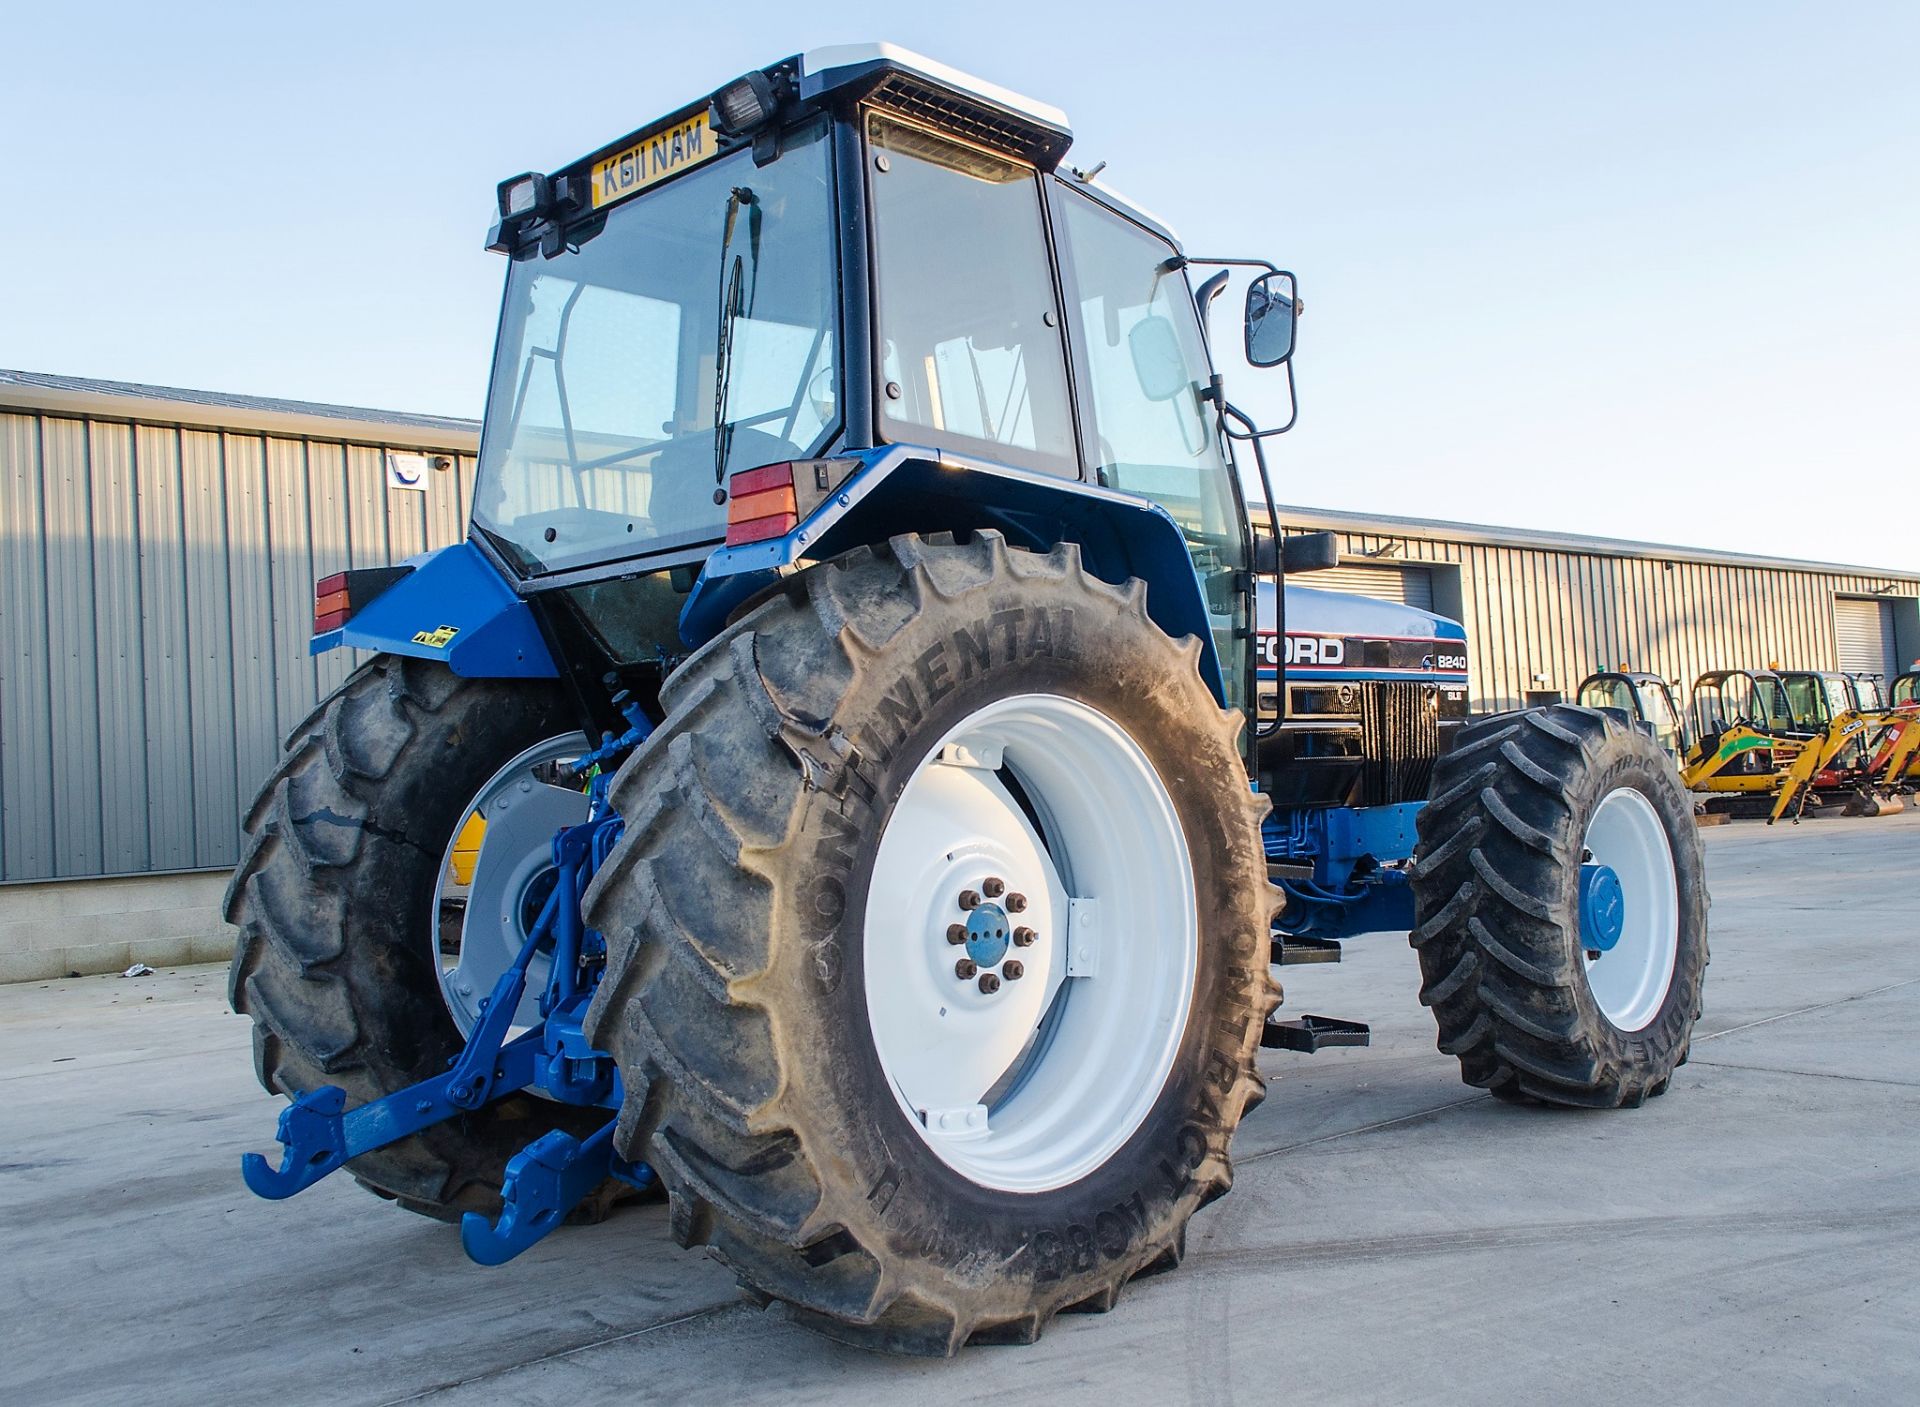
[582,533,1280,1354]
[1408,704,1709,1107]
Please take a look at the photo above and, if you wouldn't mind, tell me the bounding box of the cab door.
[1050,184,1253,711]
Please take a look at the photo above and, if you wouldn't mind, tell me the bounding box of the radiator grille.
[1360,684,1441,806]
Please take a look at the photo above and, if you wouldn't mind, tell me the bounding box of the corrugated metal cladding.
[1280,510,1920,713]
[3,373,1918,884]
[1834,598,1896,678]
[0,397,477,883]
[1306,563,1433,612]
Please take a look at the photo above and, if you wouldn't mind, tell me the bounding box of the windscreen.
[472,119,837,574]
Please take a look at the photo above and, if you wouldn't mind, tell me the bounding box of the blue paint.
[1263,802,1425,940]
[310,541,558,679]
[241,772,650,1263]
[681,444,1230,704]
[1579,862,1625,953]
[964,903,1012,968]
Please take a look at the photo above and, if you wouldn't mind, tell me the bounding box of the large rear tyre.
[582,533,1280,1354]
[1408,704,1708,1107]
[225,655,608,1218]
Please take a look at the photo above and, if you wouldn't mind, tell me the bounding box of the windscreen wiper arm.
[712,186,761,487]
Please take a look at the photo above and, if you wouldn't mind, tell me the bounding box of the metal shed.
[1276,505,1920,714]
[1,370,479,892]
[2,366,1918,900]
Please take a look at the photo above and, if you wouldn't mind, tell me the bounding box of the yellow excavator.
[1678,669,1919,820]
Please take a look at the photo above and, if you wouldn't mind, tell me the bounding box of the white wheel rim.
[862,693,1198,1194]
[430,732,590,1037]
[1580,785,1679,1032]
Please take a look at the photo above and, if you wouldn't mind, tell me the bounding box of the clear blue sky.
[5,2,1916,567]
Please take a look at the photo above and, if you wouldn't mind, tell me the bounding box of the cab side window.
[866,113,1077,474]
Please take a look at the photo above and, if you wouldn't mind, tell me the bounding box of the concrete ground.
[4,813,1916,1406]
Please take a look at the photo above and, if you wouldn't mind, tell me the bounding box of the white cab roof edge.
[801,43,1071,135]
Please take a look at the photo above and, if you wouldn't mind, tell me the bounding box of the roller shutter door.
[1307,563,1434,611]
[1834,597,1895,679]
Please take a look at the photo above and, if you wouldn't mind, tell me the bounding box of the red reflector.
[729,484,798,524]
[728,462,795,498]
[314,609,351,634]
[725,462,800,546]
[315,572,348,599]
[726,511,799,546]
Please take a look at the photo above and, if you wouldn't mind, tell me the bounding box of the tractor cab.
[1577,671,1686,762]
[446,44,1282,732]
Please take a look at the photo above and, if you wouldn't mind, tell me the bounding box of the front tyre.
[582,533,1280,1354]
[1408,704,1709,1107]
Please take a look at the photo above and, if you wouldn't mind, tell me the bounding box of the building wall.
[3,384,1918,891]
[0,405,476,884]
[1280,511,1920,713]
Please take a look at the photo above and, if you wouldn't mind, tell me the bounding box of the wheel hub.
[961,898,1013,970]
[1577,862,1625,953]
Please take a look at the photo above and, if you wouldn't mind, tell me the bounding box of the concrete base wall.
[0,871,232,983]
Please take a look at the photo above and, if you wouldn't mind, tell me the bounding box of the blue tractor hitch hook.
[460,1119,655,1265]
[240,882,563,1199]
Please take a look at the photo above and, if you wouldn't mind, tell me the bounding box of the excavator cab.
[1577,671,1687,762]
[1846,673,1887,712]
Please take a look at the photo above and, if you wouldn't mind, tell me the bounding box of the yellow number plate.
[591,111,717,210]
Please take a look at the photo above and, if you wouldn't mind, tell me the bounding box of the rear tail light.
[311,565,414,636]
[725,462,799,546]
[314,572,352,633]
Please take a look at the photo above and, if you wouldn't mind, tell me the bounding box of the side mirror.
[1252,532,1279,574]
[1281,531,1340,573]
[1126,314,1190,402]
[1245,271,1299,367]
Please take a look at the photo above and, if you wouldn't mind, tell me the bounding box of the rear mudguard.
[311,541,558,679]
[683,444,1231,703]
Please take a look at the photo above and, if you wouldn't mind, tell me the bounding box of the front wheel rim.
[1580,785,1680,1032]
[862,693,1199,1194]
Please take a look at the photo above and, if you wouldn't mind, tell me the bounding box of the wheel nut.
[958,890,981,910]
[982,876,1005,898]
[1005,892,1027,913]
[955,958,977,979]
[978,973,1001,994]
[1013,926,1037,947]
[946,923,968,945]
[1003,960,1024,981]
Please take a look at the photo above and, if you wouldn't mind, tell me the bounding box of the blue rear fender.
[311,541,559,679]
[681,444,1231,704]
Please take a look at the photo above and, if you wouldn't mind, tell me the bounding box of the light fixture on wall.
[1363,540,1404,559]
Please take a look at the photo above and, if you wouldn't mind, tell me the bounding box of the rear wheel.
[1408,704,1708,1107]
[226,655,607,1218]
[582,532,1280,1353]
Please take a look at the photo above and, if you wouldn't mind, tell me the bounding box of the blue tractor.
[231,45,1708,1355]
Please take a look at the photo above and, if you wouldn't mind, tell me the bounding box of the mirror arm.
[1215,370,1299,439]
[1210,385,1282,552]
[1173,254,1281,276]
